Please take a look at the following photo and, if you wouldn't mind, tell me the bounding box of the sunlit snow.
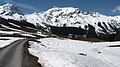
[29,38,120,67]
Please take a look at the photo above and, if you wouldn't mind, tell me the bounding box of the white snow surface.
[0,37,22,48]
[29,38,120,67]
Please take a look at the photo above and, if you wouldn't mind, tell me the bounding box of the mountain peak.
[0,3,25,21]
[46,7,80,14]
[25,7,120,34]
[0,3,22,15]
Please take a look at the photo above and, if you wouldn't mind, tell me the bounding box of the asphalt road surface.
[0,39,41,67]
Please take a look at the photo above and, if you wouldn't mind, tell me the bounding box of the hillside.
[0,3,120,41]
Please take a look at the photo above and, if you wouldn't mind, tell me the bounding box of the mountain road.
[0,39,41,67]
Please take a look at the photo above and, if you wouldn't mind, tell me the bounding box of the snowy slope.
[25,12,47,28]
[0,3,26,21]
[0,4,39,34]
[29,38,120,67]
[25,7,120,34]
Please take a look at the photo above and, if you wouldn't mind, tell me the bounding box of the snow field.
[29,38,120,67]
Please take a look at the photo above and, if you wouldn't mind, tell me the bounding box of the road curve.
[0,39,28,67]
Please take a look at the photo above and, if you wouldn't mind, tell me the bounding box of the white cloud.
[4,0,38,11]
[113,5,120,12]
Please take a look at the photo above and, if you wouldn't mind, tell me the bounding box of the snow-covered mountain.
[0,3,120,35]
[0,3,25,20]
[25,7,120,35]
[0,3,38,34]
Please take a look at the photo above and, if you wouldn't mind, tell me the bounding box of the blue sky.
[0,0,120,16]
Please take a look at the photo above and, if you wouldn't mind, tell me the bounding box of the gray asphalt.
[0,39,28,67]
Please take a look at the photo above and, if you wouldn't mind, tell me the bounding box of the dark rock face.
[49,24,120,41]
[87,24,97,38]
[50,26,86,36]
[49,24,97,38]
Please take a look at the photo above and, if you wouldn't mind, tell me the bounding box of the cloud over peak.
[4,0,38,11]
[113,5,120,12]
